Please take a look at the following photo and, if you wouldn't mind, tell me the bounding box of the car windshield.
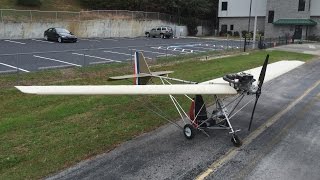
[56,28,70,34]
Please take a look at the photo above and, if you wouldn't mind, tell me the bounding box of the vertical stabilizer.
[134,52,152,85]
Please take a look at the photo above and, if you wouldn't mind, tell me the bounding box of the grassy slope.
[0,50,315,179]
[0,0,82,11]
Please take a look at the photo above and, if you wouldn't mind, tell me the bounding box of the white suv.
[145,26,173,39]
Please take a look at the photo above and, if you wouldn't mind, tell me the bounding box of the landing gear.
[183,124,195,139]
[231,134,242,147]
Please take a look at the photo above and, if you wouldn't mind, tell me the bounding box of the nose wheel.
[231,134,242,147]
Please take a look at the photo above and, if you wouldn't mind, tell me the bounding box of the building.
[218,0,320,39]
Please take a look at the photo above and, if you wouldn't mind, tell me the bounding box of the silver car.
[145,26,173,39]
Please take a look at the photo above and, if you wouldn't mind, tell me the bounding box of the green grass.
[0,50,315,179]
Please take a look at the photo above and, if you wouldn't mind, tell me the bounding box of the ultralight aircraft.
[16,52,304,147]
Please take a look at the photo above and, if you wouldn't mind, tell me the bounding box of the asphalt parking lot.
[0,37,242,73]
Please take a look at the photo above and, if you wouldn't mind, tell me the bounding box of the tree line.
[79,0,218,22]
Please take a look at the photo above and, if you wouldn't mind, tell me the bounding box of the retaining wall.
[0,19,211,39]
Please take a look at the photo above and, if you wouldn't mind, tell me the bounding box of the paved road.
[0,37,242,73]
[46,58,320,179]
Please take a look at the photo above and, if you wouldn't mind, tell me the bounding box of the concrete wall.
[0,19,202,39]
[310,17,320,36]
[219,17,265,34]
[218,0,267,17]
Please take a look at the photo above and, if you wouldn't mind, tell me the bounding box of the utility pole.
[244,0,253,52]
[252,1,258,49]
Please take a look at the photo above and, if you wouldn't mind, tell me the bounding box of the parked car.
[145,26,173,39]
[44,27,77,43]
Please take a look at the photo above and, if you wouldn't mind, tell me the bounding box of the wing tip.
[15,86,36,94]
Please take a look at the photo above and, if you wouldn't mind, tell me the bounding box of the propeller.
[248,54,269,131]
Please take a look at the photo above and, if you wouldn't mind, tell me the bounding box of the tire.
[146,33,150,37]
[44,35,48,41]
[58,37,63,43]
[231,134,242,147]
[160,34,164,39]
[184,124,195,139]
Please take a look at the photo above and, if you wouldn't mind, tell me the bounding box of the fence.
[0,9,211,26]
[256,35,316,49]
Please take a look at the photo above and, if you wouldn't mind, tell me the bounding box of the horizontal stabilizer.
[202,60,305,85]
[16,84,237,95]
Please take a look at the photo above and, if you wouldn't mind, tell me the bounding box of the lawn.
[0,50,315,179]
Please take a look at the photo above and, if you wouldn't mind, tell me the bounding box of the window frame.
[298,0,306,11]
[268,11,274,23]
[221,2,228,11]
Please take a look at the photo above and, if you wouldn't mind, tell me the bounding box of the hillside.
[0,0,82,11]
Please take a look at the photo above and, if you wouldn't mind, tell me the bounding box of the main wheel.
[146,33,150,37]
[184,124,195,139]
[160,34,164,39]
[58,37,63,43]
[44,35,48,41]
[231,134,242,147]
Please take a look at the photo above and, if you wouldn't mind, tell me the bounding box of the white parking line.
[79,38,101,42]
[33,55,82,67]
[0,70,18,74]
[4,40,26,45]
[39,65,73,70]
[89,61,113,65]
[104,50,133,56]
[72,53,121,63]
[31,39,54,43]
[101,39,119,42]
[0,62,30,72]
[131,49,174,56]
[150,46,189,54]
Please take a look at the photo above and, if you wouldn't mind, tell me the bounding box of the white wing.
[202,60,305,85]
[16,84,237,95]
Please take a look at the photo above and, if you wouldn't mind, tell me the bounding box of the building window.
[298,0,305,11]
[221,2,228,11]
[230,25,234,31]
[268,11,274,23]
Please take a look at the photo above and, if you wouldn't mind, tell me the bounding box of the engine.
[223,72,257,94]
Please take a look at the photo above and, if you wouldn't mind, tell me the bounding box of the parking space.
[0,37,242,74]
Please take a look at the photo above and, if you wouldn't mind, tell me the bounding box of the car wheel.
[146,33,150,37]
[58,37,63,43]
[160,34,164,39]
[44,35,48,41]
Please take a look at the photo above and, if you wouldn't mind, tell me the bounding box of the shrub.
[241,31,247,38]
[16,0,41,6]
[233,31,240,37]
[219,31,225,36]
